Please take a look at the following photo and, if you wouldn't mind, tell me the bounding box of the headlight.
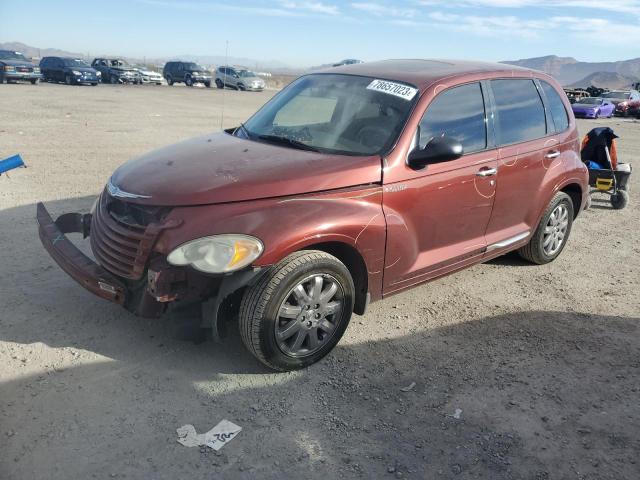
[4,65,15,72]
[167,234,263,273]
[72,70,81,75]
[33,67,40,73]
[96,71,101,76]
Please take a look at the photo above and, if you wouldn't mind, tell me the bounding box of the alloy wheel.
[275,274,344,357]
[543,203,569,256]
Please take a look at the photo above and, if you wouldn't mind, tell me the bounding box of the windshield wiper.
[257,134,320,152]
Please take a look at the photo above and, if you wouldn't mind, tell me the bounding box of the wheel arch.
[559,182,583,219]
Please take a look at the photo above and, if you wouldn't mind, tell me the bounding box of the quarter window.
[540,81,569,133]
[491,79,547,145]
[418,82,487,154]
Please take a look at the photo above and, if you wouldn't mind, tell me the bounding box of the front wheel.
[239,251,355,371]
[518,191,574,264]
[185,75,193,87]
[215,79,224,88]
[30,78,40,85]
[204,81,211,88]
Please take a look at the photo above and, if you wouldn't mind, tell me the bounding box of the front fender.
[155,186,386,300]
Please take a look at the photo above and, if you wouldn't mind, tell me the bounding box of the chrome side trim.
[486,231,530,253]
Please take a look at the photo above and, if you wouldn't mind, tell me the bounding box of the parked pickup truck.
[37,59,588,371]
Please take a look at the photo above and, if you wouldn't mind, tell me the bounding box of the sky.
[1,0,640,67]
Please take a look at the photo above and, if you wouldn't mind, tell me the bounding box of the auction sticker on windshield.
[366,79,418,101]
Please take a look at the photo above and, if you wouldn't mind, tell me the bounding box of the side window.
[540,81,569,133]
[491,79,547,145]
[418,82,487,154]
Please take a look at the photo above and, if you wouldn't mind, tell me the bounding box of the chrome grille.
[90,191,166,280]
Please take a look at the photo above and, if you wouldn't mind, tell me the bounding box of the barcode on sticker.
[366,79,418,101]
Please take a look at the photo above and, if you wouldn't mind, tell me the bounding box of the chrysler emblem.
[107,179,152,199]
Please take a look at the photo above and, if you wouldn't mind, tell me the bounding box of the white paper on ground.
[176,420,242,451]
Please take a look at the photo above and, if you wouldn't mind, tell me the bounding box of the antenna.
[220,40,229,130]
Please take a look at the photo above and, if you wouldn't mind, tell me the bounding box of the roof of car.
[321,59,536,89]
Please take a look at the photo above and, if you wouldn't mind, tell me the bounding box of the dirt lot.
[1,82,639,480]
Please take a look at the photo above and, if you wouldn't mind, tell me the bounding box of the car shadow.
[1,198,639,479]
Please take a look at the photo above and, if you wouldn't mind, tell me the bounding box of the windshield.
[110,59,130,67]
[185,63,205,71]
[239,74,418,156]
[63,58,90,67]
[0,51,28,61]
[602,91,628,99]
[580,98,603,105]
[238,70,257,78]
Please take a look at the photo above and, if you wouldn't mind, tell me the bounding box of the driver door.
[383,81,498,294]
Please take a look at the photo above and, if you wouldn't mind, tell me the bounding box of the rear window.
[491,79,547,145]
[418,82,487,154]
[540,81,569,133]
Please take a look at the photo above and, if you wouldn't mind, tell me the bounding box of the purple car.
[571,97,615,119]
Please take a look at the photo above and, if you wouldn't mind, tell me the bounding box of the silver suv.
[215,66,265,91]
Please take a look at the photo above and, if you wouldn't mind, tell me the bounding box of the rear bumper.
[4,72,42,81]
[37,202,127,305]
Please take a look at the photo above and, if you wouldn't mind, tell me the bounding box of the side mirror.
[408,136,463,170]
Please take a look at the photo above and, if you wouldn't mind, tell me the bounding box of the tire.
[204,81,211,88]
[91,83,98,86]
[30,78,39,85]
[239,251,355,371]
[65,74,72,85]
[0,75,6,84]
[215,79,224,89]
[237,83,245,91]
[185,75,193,87]
[610,190,629,210]
[594,110,600,118]
[518,191,574,265]
[166,75,174,86]
[110,75,118,84]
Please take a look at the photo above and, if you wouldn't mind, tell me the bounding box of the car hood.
[572,103,599,109]
[139,69,160,75]
[109,132,382,206]
[110,66,136,72]
[1,59,35,67]
[71,67,98,73]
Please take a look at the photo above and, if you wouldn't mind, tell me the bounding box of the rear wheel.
[518,192,574,265]
[215,78,224,88]
[65,74,72,85]
[239,251,354,371]
[166,75,174,86]
[610,190,629,209]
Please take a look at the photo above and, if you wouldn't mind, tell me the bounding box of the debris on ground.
[176,420,242,451]
[452,408,462,419]
[400,382,416,392]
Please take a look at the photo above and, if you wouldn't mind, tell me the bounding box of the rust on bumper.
[37,202,127,305]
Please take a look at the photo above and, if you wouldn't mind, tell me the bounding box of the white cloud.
[278,1,340,15]
[351,2,418,18]
[415,0,640,17]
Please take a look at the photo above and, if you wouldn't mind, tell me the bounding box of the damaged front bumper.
[37,202,262,337]
[37,202,127,305]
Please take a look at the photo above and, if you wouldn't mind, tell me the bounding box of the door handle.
[476,167,497,177]
[545,150,561,159]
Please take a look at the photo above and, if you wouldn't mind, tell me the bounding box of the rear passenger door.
[483,78,569,251]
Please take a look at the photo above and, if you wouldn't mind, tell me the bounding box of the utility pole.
[220,40,229,130]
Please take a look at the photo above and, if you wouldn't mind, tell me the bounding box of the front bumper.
[37,202,262,329]
[37,202,127,305]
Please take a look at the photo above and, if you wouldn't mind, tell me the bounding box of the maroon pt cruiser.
[38,60,589,371]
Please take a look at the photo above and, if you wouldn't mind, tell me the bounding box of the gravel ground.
[1,82,639,480]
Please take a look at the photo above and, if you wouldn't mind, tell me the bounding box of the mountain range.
[502,55,640,88]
